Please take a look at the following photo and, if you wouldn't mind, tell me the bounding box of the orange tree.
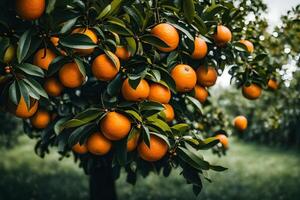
[0,0,275,199]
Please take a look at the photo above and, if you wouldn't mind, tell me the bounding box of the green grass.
[0,136,300,200]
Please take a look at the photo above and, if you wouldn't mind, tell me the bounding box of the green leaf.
[23,78,48,99]
[60,17,79,34]
[178,147,210,170]
[125,110,142,122]
[62,119,87,130]
[107,73,122,96]
[8,81,20,105]
[183,0,195,23]
[210,165,228,172]
[253,54,268,62]
[198,137,220,150]
[125,37,137,55]
[140,101,164,112]
[123,6,143,29]
[186,96,203,113]
[141,125,150,147]
[97,4,111,19]
[60,34,97,49]
[151,132,170,147]
[17,29,32,63]
[16,63,44,77]
[172,123,189,133]
[68,123,94,147]
[140,34,170,48]
[169,23,193,41]
[17,80,30,109]
[74,58,86,78]
[105,21,133,36]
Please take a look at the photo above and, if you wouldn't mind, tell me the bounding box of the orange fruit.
[12,96,38,118]
[148,83,171,104]
[59,62,85,88]
[242,83,262,100]
[196,66,218,87]
[87,132,112,155]
[194,85,209,103]
[92,53,120,81]
[100,111,131,141]
[30,109,50,129]
[192,37,208,59]
[138,134,168,162]
[72,28,98,55]
[151,23,179,52]
[163,104,175,122]
[16,0,45,20]
[50,36,60,47]
[44,78,64,97]
[171,64,197,92]
[121,78,150,101]
[115,46,131,60]
[268,79,278,90]
[33,48,57,70]
[214,25,232,45]
[127,132,140,152]
[239,39,254,53]
[72,143,88,154]
[216,134,229,149]
[233,115,248,131]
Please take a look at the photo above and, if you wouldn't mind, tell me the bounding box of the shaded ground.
[0,136,299,200]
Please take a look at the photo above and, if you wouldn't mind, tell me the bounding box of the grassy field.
[0,136,299,200]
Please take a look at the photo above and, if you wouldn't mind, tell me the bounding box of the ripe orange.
[192,37,208,59]
[216,134,229,149]
[233,115,248,131]
[59,62,85,88]
[151,23,179,52]
[268,79,278,90]
[16,0,45,20]
[44,78,64,97]
[12,96,38,118]
[121,78,150,101]
[196,66,218,87]
[87,132,112,155]
[50,36,59,47]
[163,104,175,122]
[171,64,197,92]
[72,28,98,55]
[239,39,254,53]
[242,83,262,100]
[148,83,171,104]
[214,25,232,45]
[72,143,88,154]
[115,46,131,60]
[100,111,131,141]
[33,48,57,70]
[127,132,140,152]
[138,134,168,162]
[92,53,120,81]
[30,109,50,129]
[194,85,209,103]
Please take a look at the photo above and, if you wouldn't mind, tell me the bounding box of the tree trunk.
[89,164,117,200]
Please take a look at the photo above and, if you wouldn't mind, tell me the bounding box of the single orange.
[30,109,51,129]
[268,79,279,90]
[239,39,254,53]
[127,132,140,152]
[59,62,85,88]
[44,78,64,97]
[121,78,150,101]
[194,85,209,103]
[196,66,218,87]
[214,25,232,45]
[50,36,60,47]
[87,132,112,155]
[100,111,131,141]
[92,52,120,81]
[192,37,208,59]
[16,0,45,20]
[242,83,262,100]
[12,96,39,118]
[138,134,168,162]
[216,134,229,149]
[233,115,248,131]
[72,143,88,154]
[115,46,131,60]
[72,28,98,55]
[148,83,171,104]
[151,23,179,52]
[163,104,175,122]
[171,64,197,92]
[33,48,57,70]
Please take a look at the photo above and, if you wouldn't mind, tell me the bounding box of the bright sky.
[216,0,300,88]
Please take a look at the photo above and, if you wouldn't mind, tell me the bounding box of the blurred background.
[1,0,300,200]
